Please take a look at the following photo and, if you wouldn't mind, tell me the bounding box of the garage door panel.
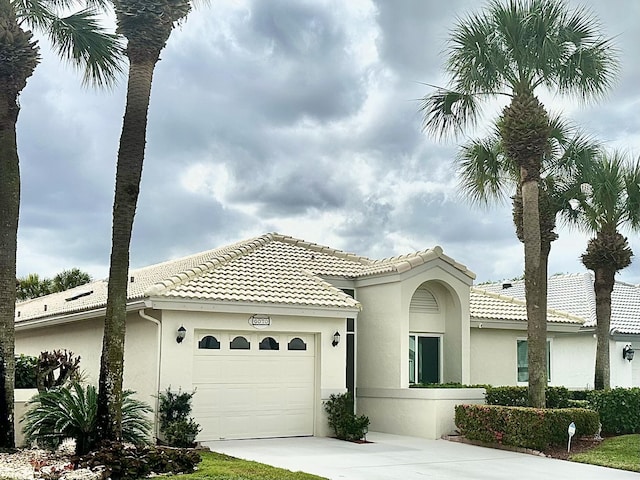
[192,332,315,440]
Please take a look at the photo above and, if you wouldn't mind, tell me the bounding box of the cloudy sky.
[15,0,640,285]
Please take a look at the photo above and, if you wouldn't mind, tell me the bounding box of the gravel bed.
[0,442,102,480]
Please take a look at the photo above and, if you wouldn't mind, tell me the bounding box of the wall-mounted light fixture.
[332,331,341,347]
[176,325,187,344]
[623,345,635,362]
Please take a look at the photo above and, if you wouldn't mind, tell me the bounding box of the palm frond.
[624,157,640,230]
[46,8,124,87]
[13,0,123,87]
[456,133,514,205]
[122,390,153,444]
[448,8,514,93]
[553,5,621,101]
[420,88,481,139]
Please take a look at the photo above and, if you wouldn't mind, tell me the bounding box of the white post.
[567,422,576,453]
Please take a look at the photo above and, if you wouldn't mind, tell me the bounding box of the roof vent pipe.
[130,276,135,283]
[502,283,512,289]
[44,305,47,311]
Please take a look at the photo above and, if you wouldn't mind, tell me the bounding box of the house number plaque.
[248,314,271,329]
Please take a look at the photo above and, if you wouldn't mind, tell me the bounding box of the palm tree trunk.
[97,53,159,441]
[0,0,38,447]
[521,176,546,407]
[593,266,614,390]
[0,87,19,448]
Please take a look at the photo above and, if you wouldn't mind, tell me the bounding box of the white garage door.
[192,332,315,440]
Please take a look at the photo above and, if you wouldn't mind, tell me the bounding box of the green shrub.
[455,404,600,451]
[569,390,592,401]
[14,354,38,389]
[485,386,528,406]
[157,387,201,447]
[410,383,488,388]
[37,350,81,392]
[23,382,152,455]
[74,441,201,480]
[485,386,570,408]
[587,388,640,434]
[545,386,570,408]
[324,392,370,441]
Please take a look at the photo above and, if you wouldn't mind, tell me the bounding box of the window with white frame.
[409,334,441,384]
[517,339,551,382]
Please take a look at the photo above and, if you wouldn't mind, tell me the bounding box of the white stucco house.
[13,234,640,444]
[474,274,640,389]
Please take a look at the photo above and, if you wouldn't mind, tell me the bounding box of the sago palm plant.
[23,382,151,455]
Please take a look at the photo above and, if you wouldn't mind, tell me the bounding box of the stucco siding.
[356,282,404,389]
[471,329,637,389]
[551,335,594,388]
[470,328,518,385]
[15,313,159,408]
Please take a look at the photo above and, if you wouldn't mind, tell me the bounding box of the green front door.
[410,334,440,384]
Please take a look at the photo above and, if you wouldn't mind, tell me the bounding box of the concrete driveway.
[204,432,638,480]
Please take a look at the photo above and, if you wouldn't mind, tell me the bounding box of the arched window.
[198,335,220,349]
[230,336,250,350]
[288,337,306,351]
[259,337,279,350]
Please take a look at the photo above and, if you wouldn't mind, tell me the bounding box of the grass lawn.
[180,451,328,480]
[570,434,640,472]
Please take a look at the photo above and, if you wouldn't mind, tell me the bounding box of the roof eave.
[145,297,360,319]
[15,300,148,331]
[471,319,583,333]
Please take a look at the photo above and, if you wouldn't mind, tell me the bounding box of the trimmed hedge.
[409,383,488,389]
[455,404,600,451]
[587,388,640,434]
[485,386,570,408]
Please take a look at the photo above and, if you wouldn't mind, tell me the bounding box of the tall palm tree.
[458,118,598,367]
[420,0,618,407]
[569,152,640,390]
[0,0,121,448]
[97,0,192,442]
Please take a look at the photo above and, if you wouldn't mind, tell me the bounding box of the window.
[288,337,307,350]
[517,339,551,382]
[259,337,279,350]
[409,334,440,384]
[230,336,250,350]
[198,335,220,349]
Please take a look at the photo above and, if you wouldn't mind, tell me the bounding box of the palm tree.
[16,273,52,300]
[97,0,192,442]
[52,268,92,292]
[0,0,121,448]
[458,118,598,372]
[569,152,640,390]
[420,0,618,407]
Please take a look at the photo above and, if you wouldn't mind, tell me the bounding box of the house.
[14,233,483,443]
[14,234,639,445]
[473,274,640,389]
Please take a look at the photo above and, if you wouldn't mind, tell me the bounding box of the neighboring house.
[14,233,481,442]
[474,273,640,389]
[14,235,639,445]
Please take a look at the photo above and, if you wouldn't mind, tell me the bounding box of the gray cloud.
[14,0,640,287]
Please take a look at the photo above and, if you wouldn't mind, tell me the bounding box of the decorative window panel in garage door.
[192,332,315,440]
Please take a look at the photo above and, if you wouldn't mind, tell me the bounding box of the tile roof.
[470,288,584,325]
[477,273,640,334]
[16,233,474,323]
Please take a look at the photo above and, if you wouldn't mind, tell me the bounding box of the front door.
[409,334,440,384]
